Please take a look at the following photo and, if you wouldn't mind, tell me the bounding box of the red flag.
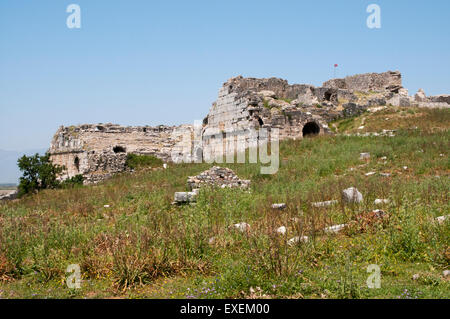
[334,64,338,67]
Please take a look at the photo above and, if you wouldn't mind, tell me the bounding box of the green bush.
[61,174,84,188]
[125,154,163,169]
[17,153,64,197]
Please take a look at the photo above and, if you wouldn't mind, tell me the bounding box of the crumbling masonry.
[49,71,450,183]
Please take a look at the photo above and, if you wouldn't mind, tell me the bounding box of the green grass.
[125,154,163,170]
[0,108,449,299]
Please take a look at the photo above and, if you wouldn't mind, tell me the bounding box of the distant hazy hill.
[0,148,47,184]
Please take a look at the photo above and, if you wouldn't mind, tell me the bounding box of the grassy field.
[0,107,449,299]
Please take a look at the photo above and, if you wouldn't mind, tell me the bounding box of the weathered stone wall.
[49,124,193,182]
[323,71,403,93]
[49,70,449,183]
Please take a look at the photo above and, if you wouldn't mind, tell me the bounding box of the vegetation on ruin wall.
[125,154,163,170]
[0,107,449,299]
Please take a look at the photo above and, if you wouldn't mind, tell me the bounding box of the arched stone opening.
[113,146,126,153]
[257,116,264,126]
[74,157,80,172]
[302,122,320,137]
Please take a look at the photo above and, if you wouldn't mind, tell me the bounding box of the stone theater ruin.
[49,71,450,183]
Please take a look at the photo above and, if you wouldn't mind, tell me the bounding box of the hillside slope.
[0,107,449,299]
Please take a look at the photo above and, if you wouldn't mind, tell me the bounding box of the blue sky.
[1,0,449,151]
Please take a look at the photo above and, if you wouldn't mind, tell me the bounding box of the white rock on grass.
[374,199,390,205]
[436,215,449,225]
[365,172,376,176]
[312,200,338,208]
[271,203,287,210]
[174,191,197,203]
[287,236,309,246]
[342,187,363,204]
[360,153,370,160]
[163,163,167,169]
[234,222,250,232]
[276,226,287,235]
[443,270,450,277]
[324,224,347,234]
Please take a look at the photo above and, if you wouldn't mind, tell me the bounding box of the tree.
[17,153,64,197]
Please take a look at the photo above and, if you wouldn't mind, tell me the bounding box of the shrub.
[125,154,163,170]
[61,174,84,188]
[17,153,64,197]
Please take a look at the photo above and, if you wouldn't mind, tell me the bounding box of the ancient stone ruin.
[48,70,450,183]
[49,124,193,183]
[187,166,251,190]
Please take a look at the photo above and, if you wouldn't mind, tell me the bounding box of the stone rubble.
[288,236,309,246]
[312,200,339,208]
[0,190,18,201]
[276,226,287,235]
[374,199,390,205]
[271,203,287,210]
[360,153,371,160]
[324,224,347,234]
[187,166,250,190]
[342,187,364,204]
[233,222,251,233]
[173,190,199,204]
[436,215,449,225]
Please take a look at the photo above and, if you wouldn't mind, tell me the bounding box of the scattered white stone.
[379,172,391,177]
[443,270,450,277]
[163,163,167,169]
[174,191,197,203]
[374,199,390,205]
[287,236,309,246]
[234,222,250,232]
[403,166,408,170]
[365,172,376,176]
[271,203,287,210]
[380,156,387,160]
[312,200,338,208]
[440,154,444,157]
[412,274,420,281]
[358,126,365,130]
[103,205,110,208]
[360,153,370,160]
[276,226,287,235]
[290,217,301,223]
[324,224,347,234]
[436,215,449,224]
[342,187,363,204]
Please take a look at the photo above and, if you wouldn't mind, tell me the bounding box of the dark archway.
[324,92,332,101]
[257,116,264,127]
[302,122,320,137]
[74,157,80,172]
[113,146,126,153]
